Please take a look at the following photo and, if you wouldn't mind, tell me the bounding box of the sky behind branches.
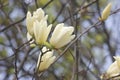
[0,0,120,80]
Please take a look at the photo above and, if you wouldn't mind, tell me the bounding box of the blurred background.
[0,0,120,80]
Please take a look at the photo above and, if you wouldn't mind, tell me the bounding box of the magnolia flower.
[103,56,120,79]
[33,20,52,45]
[50,23,75,49]
[26,8,48,36]
[99,3,112,21]
[37,47,56,72]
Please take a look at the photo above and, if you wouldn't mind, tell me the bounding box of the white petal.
[107,61,120,77]
[26,12,35,35]
[33,20,48,45]
[55,27,74,42]
[55,35,75,48]
[42,50,53,61]
[44,24,52,41]
[33,8,45,21]
[50,23,75,48]
[50,23,63,45]
[33,21,42,44]
[50,23,64,41]
[45,56,56,69]
[39,60,47,71]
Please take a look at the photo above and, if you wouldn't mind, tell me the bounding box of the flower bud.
[99,3,112,21]
[37,47,56,72]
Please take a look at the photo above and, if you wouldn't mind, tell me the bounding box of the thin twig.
[62,0,97,22]
[0,17,26,33]
[13,39,32,80]
[42,0,54,9]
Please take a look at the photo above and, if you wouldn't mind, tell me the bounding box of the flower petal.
[50,23,75,48]
[33,20,48,45]
[37,47,56,72]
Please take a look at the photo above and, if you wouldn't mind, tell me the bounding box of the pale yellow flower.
[26,8,48,36]
[50,23,75,49]
[37,47,56,72]
[99,3,112,21]
[33,20,52,45]
[105,56,120,79]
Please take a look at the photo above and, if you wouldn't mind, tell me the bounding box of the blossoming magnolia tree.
[1,0,120,80]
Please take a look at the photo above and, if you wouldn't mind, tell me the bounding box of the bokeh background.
[0,0,120,80]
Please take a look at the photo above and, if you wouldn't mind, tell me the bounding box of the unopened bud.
[99,3,112,21]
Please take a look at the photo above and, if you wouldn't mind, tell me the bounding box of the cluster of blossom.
[26,2,112,75]
[26,8,75,72]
